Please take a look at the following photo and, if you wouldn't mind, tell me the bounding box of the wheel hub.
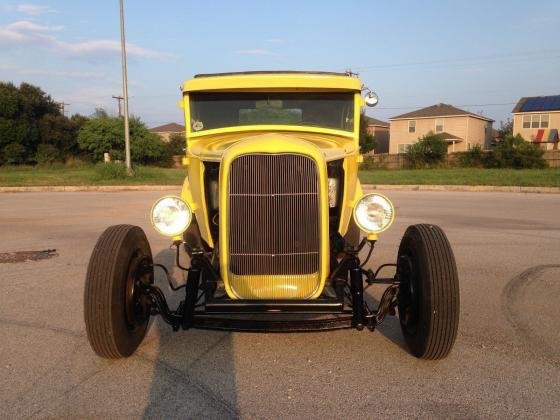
[397,254,419,334]
[125,250,152,329]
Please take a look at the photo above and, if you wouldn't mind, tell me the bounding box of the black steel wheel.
[397,224,459,359]
[84,225,153,358]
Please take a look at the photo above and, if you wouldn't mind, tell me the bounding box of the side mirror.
[364,91,379,107]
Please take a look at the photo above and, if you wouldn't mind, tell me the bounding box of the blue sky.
[1,0,559,127]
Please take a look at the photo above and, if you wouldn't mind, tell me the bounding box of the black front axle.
[140,240,399,333]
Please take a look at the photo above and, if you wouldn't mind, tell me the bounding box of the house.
[512,95,560,150]
[149,123,185,142]
[388,103,493,154]
[364,116,390,153]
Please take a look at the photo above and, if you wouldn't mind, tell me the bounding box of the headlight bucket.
[150,196,193,237]
[353,193,395,234]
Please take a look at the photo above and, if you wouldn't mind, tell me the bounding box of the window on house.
[408,120,416,133]
[527,114,549,129]
[435,119,443,133]
[398,143,412,154]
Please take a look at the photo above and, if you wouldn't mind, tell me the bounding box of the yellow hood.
[188,131,358,162]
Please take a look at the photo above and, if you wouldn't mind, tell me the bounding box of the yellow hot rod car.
[84,71,459,360]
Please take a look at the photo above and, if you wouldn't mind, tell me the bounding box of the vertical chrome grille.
[228,154,320,276]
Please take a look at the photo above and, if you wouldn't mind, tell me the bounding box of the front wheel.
[84,225,153,358]
[397,224,460,359]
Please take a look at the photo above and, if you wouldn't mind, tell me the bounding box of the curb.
[0,185,180,193]
[0,184,558,194]
[362,184,560,194]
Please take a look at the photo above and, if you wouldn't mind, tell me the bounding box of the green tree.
[497,118,513,140]
[91,108,110,119]
[359,113,377,154]
[406,132,448,168]
[2,143,26,165]
[0,82,62,164]
[78,116,165,164]
[38,114,76,158]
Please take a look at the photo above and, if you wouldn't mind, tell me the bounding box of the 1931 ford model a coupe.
[84,71,459,360]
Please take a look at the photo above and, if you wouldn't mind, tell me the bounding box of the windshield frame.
[184,91,361,139]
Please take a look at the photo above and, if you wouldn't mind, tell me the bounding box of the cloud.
[16,4,53,15]
[18,68,107,79]
[55,39,167,59]
[7,20,63,32]
[233,49,275,56]
[265,38,285,44]
[0,19,168,59]
[527,16,559,25]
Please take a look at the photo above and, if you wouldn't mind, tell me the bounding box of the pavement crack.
[0,317,84,338]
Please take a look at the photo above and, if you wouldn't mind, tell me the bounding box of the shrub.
[485,134,546,169]
[166,132,186,156]
[157,132,186,166]
[35,144,60,165]
[2,142,26,165]
[361,155,392,170]
[457,144,485,168]
[64,156,87,168]
[94,161,129,180]
[406,132,448,168]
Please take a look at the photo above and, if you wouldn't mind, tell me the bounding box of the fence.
[365,150,560,169]
[545,150,560,168]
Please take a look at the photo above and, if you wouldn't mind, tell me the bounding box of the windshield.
[189,92,355,132]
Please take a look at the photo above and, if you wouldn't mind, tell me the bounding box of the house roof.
[437,132,463,142]
[364,116,389,127]
[149,123,185,133]
[512,95,560,113]
[390,103,494,122]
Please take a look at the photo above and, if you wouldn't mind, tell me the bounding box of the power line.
[376,102,517,111]
[350,49,560,72]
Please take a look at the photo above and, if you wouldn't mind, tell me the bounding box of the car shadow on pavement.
[140,248,239,419]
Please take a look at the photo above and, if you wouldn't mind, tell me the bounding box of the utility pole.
[112,95,124,117]
[119,0,132,175]
[57,102,70,116]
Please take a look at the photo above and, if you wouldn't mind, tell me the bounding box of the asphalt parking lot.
[1,190,559,419]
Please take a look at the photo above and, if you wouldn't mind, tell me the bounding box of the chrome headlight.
[150,196,192,237]
[353,193,395,234]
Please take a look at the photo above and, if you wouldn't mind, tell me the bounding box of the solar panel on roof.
[543,97,555,109]
[521,97,537,112]
[520,95,560,112]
